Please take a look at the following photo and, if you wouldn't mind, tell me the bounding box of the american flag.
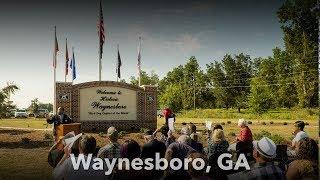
[137,37,141,74]
[53,26,59,68]
[98,0,105,60]
[116,45,122,79]
[65,38,69,75]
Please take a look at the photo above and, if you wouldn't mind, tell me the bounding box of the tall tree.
[0,82,19,118]
[277,0,319,107]
[130,70,159,86]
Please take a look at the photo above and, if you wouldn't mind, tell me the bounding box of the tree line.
[130,0,319,113]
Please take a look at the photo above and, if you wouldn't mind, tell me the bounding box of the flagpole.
[53,26,57,114]
[65,38,68,83]
[138,37,141,86]
[72,47,74,85]
[117,44,119,82]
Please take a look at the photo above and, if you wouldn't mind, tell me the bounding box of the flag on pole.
[70,48,76,81]
[53,26,59,68]
[137,37,142,86]
[65,38,69,77]
[116,45,122,79]
[98,0,105,60]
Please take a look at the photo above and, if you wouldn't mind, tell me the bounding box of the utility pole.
[193,74,196,110]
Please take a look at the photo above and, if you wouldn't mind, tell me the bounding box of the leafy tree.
[273,47,298,108]
[28,98,39,115]
[277,0,319,107]
[38,103,53,112]
[0,82,19,118]
[130,70,159,86]
[158,84,183,112]
[249,57,277,113]
[207,54,252,110]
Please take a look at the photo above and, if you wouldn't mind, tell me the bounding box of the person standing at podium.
[46,107,73,140]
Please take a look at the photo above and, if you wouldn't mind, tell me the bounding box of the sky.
[0,0,285,108]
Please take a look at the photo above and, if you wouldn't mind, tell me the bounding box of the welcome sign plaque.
[79,87,137,121]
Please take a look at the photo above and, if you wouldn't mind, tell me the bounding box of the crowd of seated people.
[49,119,318,180]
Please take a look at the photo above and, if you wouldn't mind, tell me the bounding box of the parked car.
[35,109,49,118]
[15,109,28,118]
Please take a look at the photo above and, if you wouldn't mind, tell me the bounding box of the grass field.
[0,109,318,179]
[0,118,52,129]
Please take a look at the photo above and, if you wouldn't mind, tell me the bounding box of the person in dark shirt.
[141,130,167,159]
[46,107,73,140]
[141,130,167,179]
[190,133,204,153]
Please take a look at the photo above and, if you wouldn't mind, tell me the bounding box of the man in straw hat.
[97,126,121,159]
[228,137,285,180]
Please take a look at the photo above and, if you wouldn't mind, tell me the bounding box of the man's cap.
[253,137,277,159]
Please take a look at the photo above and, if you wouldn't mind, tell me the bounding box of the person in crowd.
[212,124,223,131]
[164,135,196,179]
[291,121,308,150]
[190,132,204,153]
[207,129,229,158]
[113,139,144,180]
[181,122,191,135]
[189,123,197,134]
[228,118,253,152]
[228,137,286,180]
[46,107,73,140]
[141,130,166,158]
[163,107,173,126]
[120,139,141,160]
[141,130,167,179]
[286,137,318,180]
[236,118,253,142]
[48,131,78,168]
[97,126,120,159]
[187,152,212,180]
[165,129,176,147]
[53,135,105,180]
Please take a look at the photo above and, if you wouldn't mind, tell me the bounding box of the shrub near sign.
[80,87,137,121]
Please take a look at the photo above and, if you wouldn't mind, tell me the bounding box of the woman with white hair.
[236,118,253,142]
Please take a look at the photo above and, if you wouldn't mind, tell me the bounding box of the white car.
[15,109,28,118]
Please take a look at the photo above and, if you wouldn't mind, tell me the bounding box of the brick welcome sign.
[55,81,157,132]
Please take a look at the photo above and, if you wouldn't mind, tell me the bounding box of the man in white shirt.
[287,121,308,157]
[291,121,308,149]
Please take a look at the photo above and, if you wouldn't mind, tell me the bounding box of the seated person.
[190,133,204,153]
[48,132,75,168]
[141,130,166,159]
[180,122,191,135]
[228,118,253,152]
[291,121,308,149]
[97,126,120,159]
[164,135,196,179]
[187,152,212,180]
[286,137,318,180]
[207,129,229,157]
[228,137,285,180]
[53,135,105,180]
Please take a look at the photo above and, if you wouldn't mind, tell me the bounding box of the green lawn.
[177,108,319,121]
[0,118,52,129]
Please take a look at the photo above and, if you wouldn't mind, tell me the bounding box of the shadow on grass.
[0,129,32,135]
[0,140,51,149]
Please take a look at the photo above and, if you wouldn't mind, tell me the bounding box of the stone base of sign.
[55,81,157,132]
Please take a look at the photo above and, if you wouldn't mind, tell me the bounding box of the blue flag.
[70,48,76,80]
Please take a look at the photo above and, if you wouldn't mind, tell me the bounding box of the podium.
[55,123,81,140]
